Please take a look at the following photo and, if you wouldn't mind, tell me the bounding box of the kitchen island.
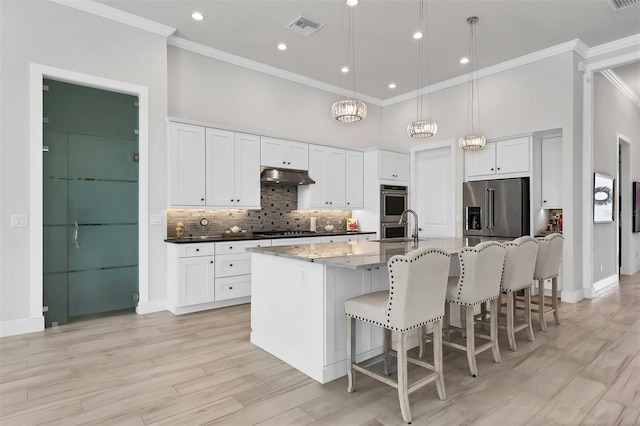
[248,238,466,383]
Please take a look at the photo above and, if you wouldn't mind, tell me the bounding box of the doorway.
[618,136,632,275]
[42,79,139,326]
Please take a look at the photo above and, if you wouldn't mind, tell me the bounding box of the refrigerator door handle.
[487,188,495,229]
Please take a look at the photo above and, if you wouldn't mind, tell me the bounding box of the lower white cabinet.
[215,275,252,301]
[214,239,271,301]
[169,243,215,309]
[320,234,357,243]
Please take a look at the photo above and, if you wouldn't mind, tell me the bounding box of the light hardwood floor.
[1,273,639,425]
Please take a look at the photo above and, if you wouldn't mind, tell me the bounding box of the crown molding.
[601,69,640,109]
[586,33,640,59]
[49,0,175,37]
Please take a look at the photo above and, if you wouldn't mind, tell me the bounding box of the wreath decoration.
[594,186,612,206]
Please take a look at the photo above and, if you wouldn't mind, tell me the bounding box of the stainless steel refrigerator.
[463,177,530,240]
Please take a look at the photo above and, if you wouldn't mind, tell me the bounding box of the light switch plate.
[150,214,162,225]
[11,215,28,227]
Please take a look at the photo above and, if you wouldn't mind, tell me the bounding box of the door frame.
[30,64,149,324]
[618,135,633,275]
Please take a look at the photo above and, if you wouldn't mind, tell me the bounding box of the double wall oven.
[380,184,408,239]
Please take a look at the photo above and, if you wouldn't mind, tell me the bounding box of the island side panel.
[250,253,326,382]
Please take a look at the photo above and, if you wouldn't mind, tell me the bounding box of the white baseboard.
[0,316,44,337]
[620,262,640,275]
[167,297,251,315]
[561,288,584,303]
[136,298,167,315]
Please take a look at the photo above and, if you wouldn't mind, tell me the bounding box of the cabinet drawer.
[177,243,214,258]
[215,275,251,301]
[215,239,271,255]
[215,253,252,277]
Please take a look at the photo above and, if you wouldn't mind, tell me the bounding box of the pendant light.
[458,16,486,151]
[331,1,367,123]
[407,0,437,138]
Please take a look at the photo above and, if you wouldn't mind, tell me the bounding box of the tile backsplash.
[167,183,352,239]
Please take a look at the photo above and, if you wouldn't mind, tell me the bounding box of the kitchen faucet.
[399,209,420,246]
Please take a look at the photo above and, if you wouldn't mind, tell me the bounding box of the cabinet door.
[215,275,251,301]
[496,136,530,175]
[465,143,496,178]
[168,122,206,206]
[379,151,409,181]
[205,128,236,207]
[286,141,309,170]
[307,144,330,208]
[260,137,287,168]
[327,148,346,207]
[541,135,562,208]
[345,150,364,208]
[234,132,261,208]
[177,256,215,306]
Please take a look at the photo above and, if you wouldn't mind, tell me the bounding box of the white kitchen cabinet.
[172,243,215,307]
[168,122,206,206]
[320,234,356,243]
[206,128,260,209]
[540,135,562,208]
[345,150,364,208]
[465,136,531,181]
[213,239,271,301]
[270,237,320,247]
[299,144,346,209]
[378,150,409,182]
[261,137,309,170]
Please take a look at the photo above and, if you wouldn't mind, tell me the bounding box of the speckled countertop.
[165,230,376,244]
[247,237,468,270]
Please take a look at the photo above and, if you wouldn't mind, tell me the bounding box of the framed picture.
[593,172,615,223]
[633,182,640,233]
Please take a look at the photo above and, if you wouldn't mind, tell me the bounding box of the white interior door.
[412,144,456,237]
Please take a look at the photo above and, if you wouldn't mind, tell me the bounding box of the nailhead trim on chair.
[448,242,503,306]
[346,249,450,333]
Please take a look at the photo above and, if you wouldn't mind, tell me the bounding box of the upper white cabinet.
[345,150,364,209]
[168,122,206,206]
[205,129,260,209]
[465,136,531,181]
[378,150,409,181]
[298,144,346,209]
[540,135,562,208]
[261,137,309,170]
[168,122,260,208]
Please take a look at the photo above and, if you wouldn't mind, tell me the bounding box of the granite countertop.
[247,237,468,270]
[165,230,376,244]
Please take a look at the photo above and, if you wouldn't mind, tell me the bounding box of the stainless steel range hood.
[260,167,315,185]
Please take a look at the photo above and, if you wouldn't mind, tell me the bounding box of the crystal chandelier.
[459,16,486,151]
[407,0,437,138]
[331,1,367,123]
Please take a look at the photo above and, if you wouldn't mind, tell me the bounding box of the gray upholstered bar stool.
[344,247,451,424]
[500,236,538,351]
[443,241,506,377]
[533,233,564,331]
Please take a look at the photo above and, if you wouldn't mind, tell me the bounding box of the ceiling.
[96,0,640,102]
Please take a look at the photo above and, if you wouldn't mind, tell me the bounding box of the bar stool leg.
[551,276,560,325]
[465,306,478,377]
[444,303,451,340]
[538,279,548,332]
[418,325,425,359]
[490,298,501,364]
[397,332,412,424]
[524,287,535,341]
[383,328,392,375]
[506,292,516,351]
[346,316,356,392]
[433,319,446,400]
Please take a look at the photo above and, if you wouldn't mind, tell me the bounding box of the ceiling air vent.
[287,15,323,36]
[607,0,639,11]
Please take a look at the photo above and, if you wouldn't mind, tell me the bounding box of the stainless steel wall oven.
[380,185,408,238]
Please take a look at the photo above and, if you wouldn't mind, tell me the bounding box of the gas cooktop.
[255,230,317,237]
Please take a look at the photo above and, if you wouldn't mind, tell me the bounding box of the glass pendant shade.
[458,134,486,150]
[407,120,437,138]
[331,99,367,123]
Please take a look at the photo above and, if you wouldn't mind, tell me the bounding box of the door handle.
[487,189,495,229]
[74,221,80,249]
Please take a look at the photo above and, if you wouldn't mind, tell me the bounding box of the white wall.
[167,47,383,150]
[0,0,168,332]
[593,73,640,278]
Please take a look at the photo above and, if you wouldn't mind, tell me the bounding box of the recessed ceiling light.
[277,43,287,51]
[341,66,350,73]
[191,11,204,21]
[413,31,423,40]
[460,57,470,64]
[388,83,397,89]
[346,0,358,6]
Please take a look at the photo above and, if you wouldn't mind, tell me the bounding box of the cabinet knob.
[490,168,494,171]
[229,286,233,290]
[236,199,239,202]
[329,202,333,204]
[229,264,233,267]
[201,198,205,201]
[196,248,199,251]
[231,199,234,202]
[325,201,329,204]
[543,200,547,203]
[229,246,233,249]
[282,161,286,165]
[497,167,501,170]
[210,261,213,264]
[287,161,290,165]
[347,202,350,205]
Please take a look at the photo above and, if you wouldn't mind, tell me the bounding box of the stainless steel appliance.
[380,185,408,238]
[463,177,530,240]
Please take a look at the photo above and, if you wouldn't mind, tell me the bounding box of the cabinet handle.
[347,202,350,205]
[236,199,239,202]
[325,201,329,204]
[201,198,205,201]
[282,161,286,165]
[329,202,333,204]
[543,200,547,203]
[196,248,199,252]
[490,168,494,171]
[497,167,501,171]
[287,161,290,165]
[229,286,233,290]
[210,261,213,264]
[229,264,233,267]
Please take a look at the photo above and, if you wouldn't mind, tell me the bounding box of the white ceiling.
[96,0,640,101]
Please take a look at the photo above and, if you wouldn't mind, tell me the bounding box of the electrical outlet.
[150,214,162,225]
[600,264,603,272]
